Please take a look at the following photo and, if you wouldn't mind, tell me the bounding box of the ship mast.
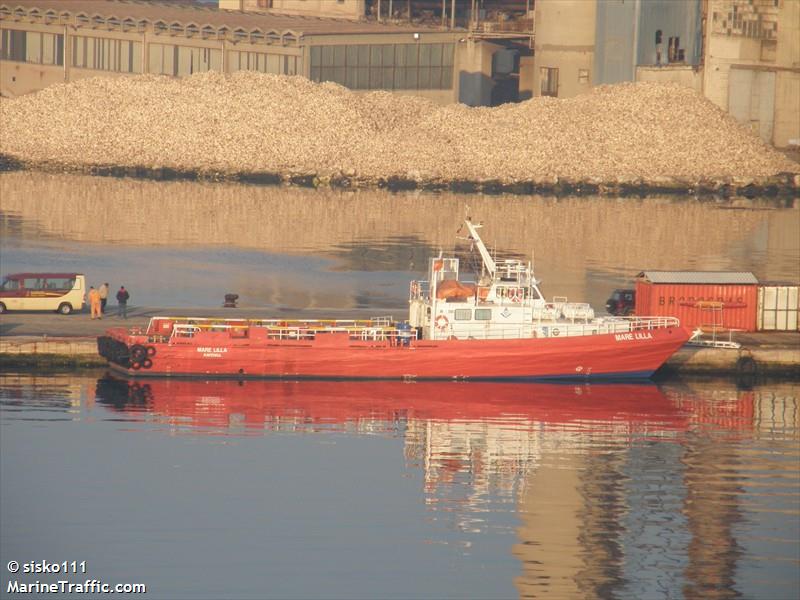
[464,219,496,278]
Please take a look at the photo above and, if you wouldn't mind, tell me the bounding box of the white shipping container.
[757,286,799,331]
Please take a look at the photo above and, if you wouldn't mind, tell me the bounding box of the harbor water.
[0,374,798,599]
[1,172,798,312]
[1,172,799,598]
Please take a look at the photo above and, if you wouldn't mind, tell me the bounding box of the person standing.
[88,286,102,319]
[98,282,109,314]
[116,285,130,319]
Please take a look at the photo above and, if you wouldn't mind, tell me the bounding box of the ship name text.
[614,332,653,342]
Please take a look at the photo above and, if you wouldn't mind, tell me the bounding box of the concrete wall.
[704,0,800,148]
[0,60,63,97]
[636,65,703,93]
[594,0,636,85]
[533,0,596,98]
[773,0,800,148]
[457,38,499,106]
[518,54,534,101]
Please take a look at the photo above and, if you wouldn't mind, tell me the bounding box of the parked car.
[605,289,635,316]
[0,273,86,314]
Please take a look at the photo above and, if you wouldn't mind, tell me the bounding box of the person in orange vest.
[88,286,102,320]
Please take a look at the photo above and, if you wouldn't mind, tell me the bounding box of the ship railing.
[171,324,203,338]
[601,316,681,332]
[625,316,680,330]
[152,316,397,336]
[498,260,529,282]
[410,280,430,301]
[166,317,418,343]
[265,324,418,343]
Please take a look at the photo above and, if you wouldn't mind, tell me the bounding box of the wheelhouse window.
[474,309,492,321]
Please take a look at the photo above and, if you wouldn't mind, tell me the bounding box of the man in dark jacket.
[116,286,130,319]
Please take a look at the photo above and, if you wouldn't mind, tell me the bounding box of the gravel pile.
[1,71,796,185]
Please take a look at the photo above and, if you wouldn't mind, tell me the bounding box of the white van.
[0,273,86,314]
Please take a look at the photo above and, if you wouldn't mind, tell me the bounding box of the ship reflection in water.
[2,374,797,598]
[88,376,799,599]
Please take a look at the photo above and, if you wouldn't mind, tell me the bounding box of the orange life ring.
[435,314,449,331]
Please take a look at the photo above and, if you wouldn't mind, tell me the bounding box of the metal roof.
[636,271,759,285]
[0,0,449,38]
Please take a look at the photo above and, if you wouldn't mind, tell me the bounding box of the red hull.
[100,325,689,380]
[96,377,689,431]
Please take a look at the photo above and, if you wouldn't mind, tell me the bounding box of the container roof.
[0,0,447,37]
[636,271,759,285]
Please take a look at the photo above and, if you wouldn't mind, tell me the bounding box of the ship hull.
[100,326,689,381]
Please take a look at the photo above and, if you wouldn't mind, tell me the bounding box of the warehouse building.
[0,0,537,106]
[0,0,466,103]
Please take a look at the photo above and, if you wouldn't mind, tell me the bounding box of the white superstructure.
[409,219,665,341]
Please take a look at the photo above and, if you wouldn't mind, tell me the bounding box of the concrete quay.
[1,307,798,378]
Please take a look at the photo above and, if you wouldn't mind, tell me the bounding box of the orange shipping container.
[635,271,759,332]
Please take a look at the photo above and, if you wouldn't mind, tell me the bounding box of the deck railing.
[158,316,417,344]
[431,316,681,340]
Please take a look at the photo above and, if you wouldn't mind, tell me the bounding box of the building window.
[227,50,298,76]
[71,36,141,73]
[1,28,63,65]
[578,68,589,84]
[454,309,471,321]
[540,67,558,97]
[148,43,221,76]
[310,43,455,91]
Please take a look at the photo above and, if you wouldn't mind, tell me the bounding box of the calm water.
[1,172,798,312]
[0,374,798,599]
[1,173,800,598]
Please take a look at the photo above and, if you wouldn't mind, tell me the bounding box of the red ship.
[98,219,690,380]
[95,377,690,432]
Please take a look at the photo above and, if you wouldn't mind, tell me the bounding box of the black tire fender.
[130,344,147,362]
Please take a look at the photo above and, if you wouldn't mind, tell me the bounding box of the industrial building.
[532,0,799,149]
[1,0,797,147]
[0,0,537,106]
